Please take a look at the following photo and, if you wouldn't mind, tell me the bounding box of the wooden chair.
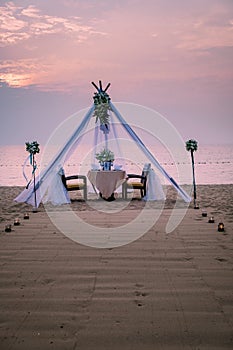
[122,164,151,199]
[61,174,87,201]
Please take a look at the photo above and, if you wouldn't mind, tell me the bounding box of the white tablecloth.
[87,170,126,198]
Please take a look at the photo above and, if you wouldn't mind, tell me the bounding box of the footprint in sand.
[41,278,55,285]
[134,283,148,307]
[215,257,228,262]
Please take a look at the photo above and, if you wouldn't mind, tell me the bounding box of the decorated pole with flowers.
[25,141,40,209]
[186,139,198,208]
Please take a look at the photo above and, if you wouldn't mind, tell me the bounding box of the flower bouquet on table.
[95,148,114,171]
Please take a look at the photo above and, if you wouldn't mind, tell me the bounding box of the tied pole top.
[92,80,111,105]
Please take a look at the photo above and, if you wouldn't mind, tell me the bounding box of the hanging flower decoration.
[26,141,40,154]
[93,83,111,133]
[93,93,111,124]
[185,139,198,152]
[95,148,115,163]
[93,90,110,105]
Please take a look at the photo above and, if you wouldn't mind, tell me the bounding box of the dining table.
[87,170,126,200]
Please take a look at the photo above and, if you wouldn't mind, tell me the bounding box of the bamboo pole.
[191,149,197,207]
[32,154,37,211]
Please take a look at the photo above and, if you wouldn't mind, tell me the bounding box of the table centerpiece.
[95,148,115,171]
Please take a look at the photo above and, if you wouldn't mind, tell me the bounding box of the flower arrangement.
[93,90,111,131]
[25,141,40,154]
[93,90,110,105]
[95,148,115,163]
[185,139,198,152]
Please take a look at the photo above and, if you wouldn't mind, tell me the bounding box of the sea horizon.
[0,144,233,186]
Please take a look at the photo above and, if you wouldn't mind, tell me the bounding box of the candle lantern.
[202,210,207,217]
[14,218,20,226]
[24,213,29,220]
[218,222,225,232]
[5,224,12,232]
[208,216,215,223]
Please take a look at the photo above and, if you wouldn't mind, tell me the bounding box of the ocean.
[0,144,232,186]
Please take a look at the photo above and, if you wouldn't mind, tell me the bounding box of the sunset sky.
[1,0,233,146]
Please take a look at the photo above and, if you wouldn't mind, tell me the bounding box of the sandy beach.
[0,185,233,349]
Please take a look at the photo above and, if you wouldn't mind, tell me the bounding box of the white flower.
[95,148,114,162]
[26,141,40,154]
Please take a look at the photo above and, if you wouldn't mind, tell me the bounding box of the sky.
[0,0,233,146]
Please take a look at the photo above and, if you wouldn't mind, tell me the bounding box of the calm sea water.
[0,144,232,186]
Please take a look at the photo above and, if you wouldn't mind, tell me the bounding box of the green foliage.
[93,91,110,105]
[95,148,115,163]
[25,141,40,154]
[186,139,198,152]
[93,90,111,126]
[94,103,110,125]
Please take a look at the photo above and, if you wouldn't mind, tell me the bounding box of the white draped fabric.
[110,102,191,203]
[15,166,71,207]
[15,106,94,207]
[42,167,71,206]
[143,168,166,201]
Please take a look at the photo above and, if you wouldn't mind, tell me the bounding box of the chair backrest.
[61,174,67,188]
[142,163,151,178]
[138,163,150,185]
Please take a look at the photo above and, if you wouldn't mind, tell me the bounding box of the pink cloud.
[0,2,107,46]
[21,5,41,18]
[0,4,25,32]
[0,56,99,91]
[0,0,232,93]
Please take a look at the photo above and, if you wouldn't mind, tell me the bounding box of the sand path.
[0,207,232,349]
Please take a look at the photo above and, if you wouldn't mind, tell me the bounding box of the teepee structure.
[15,81,191,207]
